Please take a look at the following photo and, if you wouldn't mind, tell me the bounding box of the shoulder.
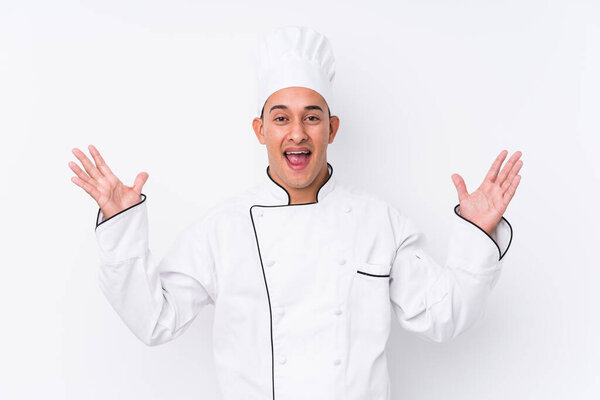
[185,186,259,232]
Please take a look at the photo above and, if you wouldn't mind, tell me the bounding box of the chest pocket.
[356,264,390,279]
[348,263,391,338]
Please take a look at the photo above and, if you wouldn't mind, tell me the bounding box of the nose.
[288,118,308,143]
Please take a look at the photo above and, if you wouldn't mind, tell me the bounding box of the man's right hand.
[69,144,149,221]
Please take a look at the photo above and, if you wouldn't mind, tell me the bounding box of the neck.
[271,163,330,204]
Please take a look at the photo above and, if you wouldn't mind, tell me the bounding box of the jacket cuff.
[95,193,147,230]
[447,203,513,273]
[94,193,148,264]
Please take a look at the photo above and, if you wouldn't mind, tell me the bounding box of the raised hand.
[451,150,522,236]
[69,145,149,221]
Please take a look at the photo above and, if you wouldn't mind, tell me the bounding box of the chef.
[69,25,522,400]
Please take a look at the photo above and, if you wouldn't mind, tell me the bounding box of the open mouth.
[284,150,311,170]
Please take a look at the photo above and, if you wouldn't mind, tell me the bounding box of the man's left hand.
[451,150,523,236]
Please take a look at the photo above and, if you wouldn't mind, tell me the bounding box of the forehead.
[265,86,326,108]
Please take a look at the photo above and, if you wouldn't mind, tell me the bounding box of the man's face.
[252,86,340,190]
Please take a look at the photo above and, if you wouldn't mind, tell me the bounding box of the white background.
[1,0,599,399]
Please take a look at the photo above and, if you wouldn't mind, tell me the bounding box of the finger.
[496,151,522,187]
[502,174,521,205]
[451,173,469,203]
[501,159,523,194]
[132,172,149,194]
[484,150,508,183]
[71,175,102,201]
[88,144,114,177]
[72,147,103,180]
[68,160,96,185]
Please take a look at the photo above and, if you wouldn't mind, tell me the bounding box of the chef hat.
[254,25,336,117]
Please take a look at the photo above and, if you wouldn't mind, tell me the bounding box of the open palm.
[451,150,523,236]
[69,145,149,221]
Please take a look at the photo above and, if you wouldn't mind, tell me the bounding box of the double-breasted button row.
[277,356,341,366]
[256,205,351,216]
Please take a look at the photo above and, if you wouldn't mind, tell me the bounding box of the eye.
[274,116,286,122]
[306,116,319,121]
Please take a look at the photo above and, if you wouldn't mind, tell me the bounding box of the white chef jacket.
[94,162,513,400]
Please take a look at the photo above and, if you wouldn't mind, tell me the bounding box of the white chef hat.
[254,25,336,117]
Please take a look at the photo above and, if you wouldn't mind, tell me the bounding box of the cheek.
[312,130,330,150]
[265,136,284,155]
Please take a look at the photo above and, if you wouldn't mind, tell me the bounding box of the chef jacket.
[94,162,513,400]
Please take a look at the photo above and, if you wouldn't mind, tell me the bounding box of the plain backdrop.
[1,0,599,399]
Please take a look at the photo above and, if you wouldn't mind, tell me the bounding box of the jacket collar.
[262,162,335,205]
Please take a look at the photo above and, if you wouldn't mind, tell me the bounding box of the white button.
[334,359,341,366]
[266,259,276,267]
[279,356,287,365]
[344,205,352,213]
[338,258,346,265]
[334,309,342,316]
[256,209,263,217]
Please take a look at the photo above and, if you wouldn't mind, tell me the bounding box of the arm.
[388,205,513,343]
[94,193,217,346]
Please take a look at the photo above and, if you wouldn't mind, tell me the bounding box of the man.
[69,26,522,400]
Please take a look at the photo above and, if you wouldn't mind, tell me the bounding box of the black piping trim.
[453,203,513,261]
[248,206,275,400]
[357,270,390,278]
[95,193,147,231]
[266,162,333,205]
[249,163,334,400]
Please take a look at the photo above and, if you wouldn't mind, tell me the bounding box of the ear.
[328,115,340,144]
[252,117,265,145]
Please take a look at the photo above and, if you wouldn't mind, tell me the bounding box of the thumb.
[451,173,468,203]
[132,172,149,195]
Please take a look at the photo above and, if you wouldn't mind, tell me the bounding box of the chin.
[281,165,315,186]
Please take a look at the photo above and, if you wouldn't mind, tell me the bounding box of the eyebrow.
[269,105,323,114]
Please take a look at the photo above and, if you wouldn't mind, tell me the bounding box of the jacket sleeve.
[388,203,513,343]
[94,193,218,346]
